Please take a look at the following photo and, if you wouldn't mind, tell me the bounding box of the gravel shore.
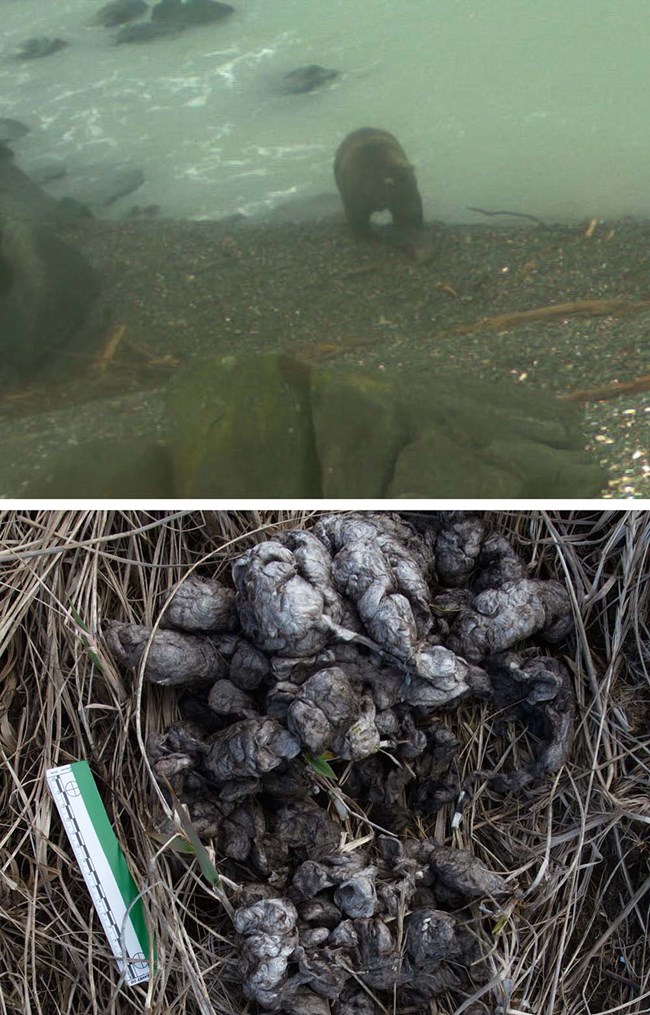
[2,211,649,498]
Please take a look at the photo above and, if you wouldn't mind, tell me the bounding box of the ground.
[1,211,649,497]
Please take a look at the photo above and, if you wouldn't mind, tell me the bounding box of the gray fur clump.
[103,619,226,685]
[160,575,238,633]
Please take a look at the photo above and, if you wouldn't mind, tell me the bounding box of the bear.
[334,127,424,233]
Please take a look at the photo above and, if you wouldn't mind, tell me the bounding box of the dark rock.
[309,366,408,497]
[55,196,94,221]
[15,37,68,60]
[25,157,67,185]
[0,119,29,144]
[114,21,184,42]
[0,216,99,385]
[0,148,65,222]
[127,203,161,218]
[392,427,524,498]
[263,192,342,223]
[47,164,144,207]
[151,0,234,25]
[93,0,149,27]
[389,373,606,499]
[281,65,339,94]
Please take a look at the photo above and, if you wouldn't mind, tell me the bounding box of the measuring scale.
[46,761,151,986]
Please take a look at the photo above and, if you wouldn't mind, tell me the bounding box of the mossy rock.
[165,354,606,498]
[310,367,408,497]
[167,353,319,497]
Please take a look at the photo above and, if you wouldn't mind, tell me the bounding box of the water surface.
[3,0,650,221]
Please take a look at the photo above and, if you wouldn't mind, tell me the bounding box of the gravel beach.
[2,211,649,498]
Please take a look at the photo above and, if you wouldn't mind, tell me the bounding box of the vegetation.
[0,510,648,1014]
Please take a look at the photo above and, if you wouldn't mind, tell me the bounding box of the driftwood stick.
[92,324,126,372]
[560,373,650,404]
[467,206,545,226]
[477,299,650,330]
[438,298,650,340]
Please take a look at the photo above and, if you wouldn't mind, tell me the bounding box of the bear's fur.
[334,127,423,232]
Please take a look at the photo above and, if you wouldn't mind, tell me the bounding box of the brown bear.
[334,127,423,232]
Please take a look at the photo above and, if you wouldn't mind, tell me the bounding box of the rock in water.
[281,65,339,94]
[114,21,183,42]
[151,0,235,25]
[0,217,99,385]
[0,145,64,222]
[24,157,67,185]
[47,164,145,207]
[15,37,68,60]
[93,0,149,27]
[0,119,30,144]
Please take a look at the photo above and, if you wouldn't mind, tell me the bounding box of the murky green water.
[3,0,650,221]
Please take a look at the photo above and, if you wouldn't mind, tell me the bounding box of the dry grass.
[0,510,648,1015]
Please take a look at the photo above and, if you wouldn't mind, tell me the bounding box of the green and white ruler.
[46,761,151,986]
